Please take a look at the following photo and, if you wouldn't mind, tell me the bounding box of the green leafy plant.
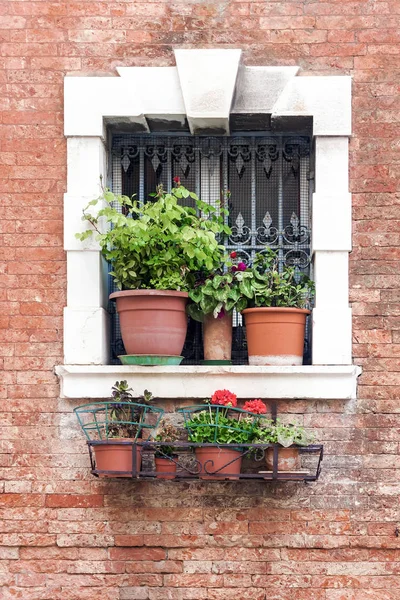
[233,248,314,310]
[185,409,257,445]
[75,180,230,291]
[253,419,314,448]
[187,248,314,321]
[180,389,266,446]
[153,418,181,457]
[187,252,247,321]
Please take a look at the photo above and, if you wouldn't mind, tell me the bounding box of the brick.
[45,495,104,508]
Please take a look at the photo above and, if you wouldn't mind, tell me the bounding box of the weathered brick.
[0,2,400,598]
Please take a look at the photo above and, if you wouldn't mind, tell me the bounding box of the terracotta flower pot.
[109,290,189,357]
[265,447,301,472]
[155,456,177,480]
[93,439,142,478]
[203,312,232,361]
[195,447,242,480]
[242,307,310,366]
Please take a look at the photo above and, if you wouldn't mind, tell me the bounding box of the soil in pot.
[109,290,188,357]
[154,456,177,480]
[242,307,310,366]
[93,439,142,478]
[265,447,301,472]
[203,312,232,362]
[195,447,242,480]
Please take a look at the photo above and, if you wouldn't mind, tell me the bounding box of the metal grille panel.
[110,134,311,365]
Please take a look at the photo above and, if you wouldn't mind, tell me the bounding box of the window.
[58,52,359,400]
[110,134,312,365]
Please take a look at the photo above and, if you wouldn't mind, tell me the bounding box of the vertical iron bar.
[195,142,200,198]
[222,140,229,231]
[132,440,137,478]
[167,139,172,191]
[278,137,284,272]
[250,136,257,260]
[139,146,144,204]
[272,445,278,480]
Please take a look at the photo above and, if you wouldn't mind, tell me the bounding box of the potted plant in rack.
[153,418,181,480]
[236,249,315,366]
[76,177,229,365]
[187,252,248,365]
[179,390,267,480]
[74,381,164,477]
[253,419,314,472]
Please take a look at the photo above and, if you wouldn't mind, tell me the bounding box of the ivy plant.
[76,182,230,291]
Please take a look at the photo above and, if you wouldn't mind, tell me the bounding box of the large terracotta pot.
[242,307,310,366]
[155,456,177,480]
[93,439,142,478]
[203,312,232,361]
[195,447,242,480]
[109,290,189,356]
[265,447,301,472]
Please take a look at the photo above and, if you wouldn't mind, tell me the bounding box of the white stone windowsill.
[55,365,361,400]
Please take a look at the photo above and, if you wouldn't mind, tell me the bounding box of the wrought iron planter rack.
[87,440,323,482]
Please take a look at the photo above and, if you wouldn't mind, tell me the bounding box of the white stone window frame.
[57,49,361,400]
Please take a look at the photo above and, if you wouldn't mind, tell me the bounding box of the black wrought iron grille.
[110,134,312,365]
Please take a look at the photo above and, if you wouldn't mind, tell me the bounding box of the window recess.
[110,134,312,365]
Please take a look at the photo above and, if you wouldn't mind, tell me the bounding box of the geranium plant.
[179,390,267,446]
[76,179,230,291]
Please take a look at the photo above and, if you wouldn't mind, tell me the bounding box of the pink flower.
[243,399,267,414]
[216,307,226,319]
[237,262,247,271]
[211,389,237,408]
[231,265,238,273]
[230,251,237,259]
[173,176,181,185]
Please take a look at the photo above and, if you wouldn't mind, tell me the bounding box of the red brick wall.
[1,2,400,598]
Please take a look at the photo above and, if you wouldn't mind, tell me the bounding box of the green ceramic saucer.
[118,355,184,366]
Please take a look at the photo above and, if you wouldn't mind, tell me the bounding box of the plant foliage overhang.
[76,182,230,291]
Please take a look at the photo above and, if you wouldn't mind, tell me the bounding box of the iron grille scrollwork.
[111,134,312,365]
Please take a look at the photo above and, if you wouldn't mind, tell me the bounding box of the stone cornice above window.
[60,49,359,400]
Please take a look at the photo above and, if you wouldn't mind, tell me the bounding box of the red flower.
[173,176,181,185]
[230,251,237,259]
[211,389,237,408]
[243,399,267,414]
[237,262,247,271]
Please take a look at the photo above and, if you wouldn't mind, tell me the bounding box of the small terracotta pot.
[242,307,310,366]
[203,312,232,361]
[265,447,301,472]
[155,456,177,480]
[195,447,242,480]
[109,290,189,357]
[93,439,142,478]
